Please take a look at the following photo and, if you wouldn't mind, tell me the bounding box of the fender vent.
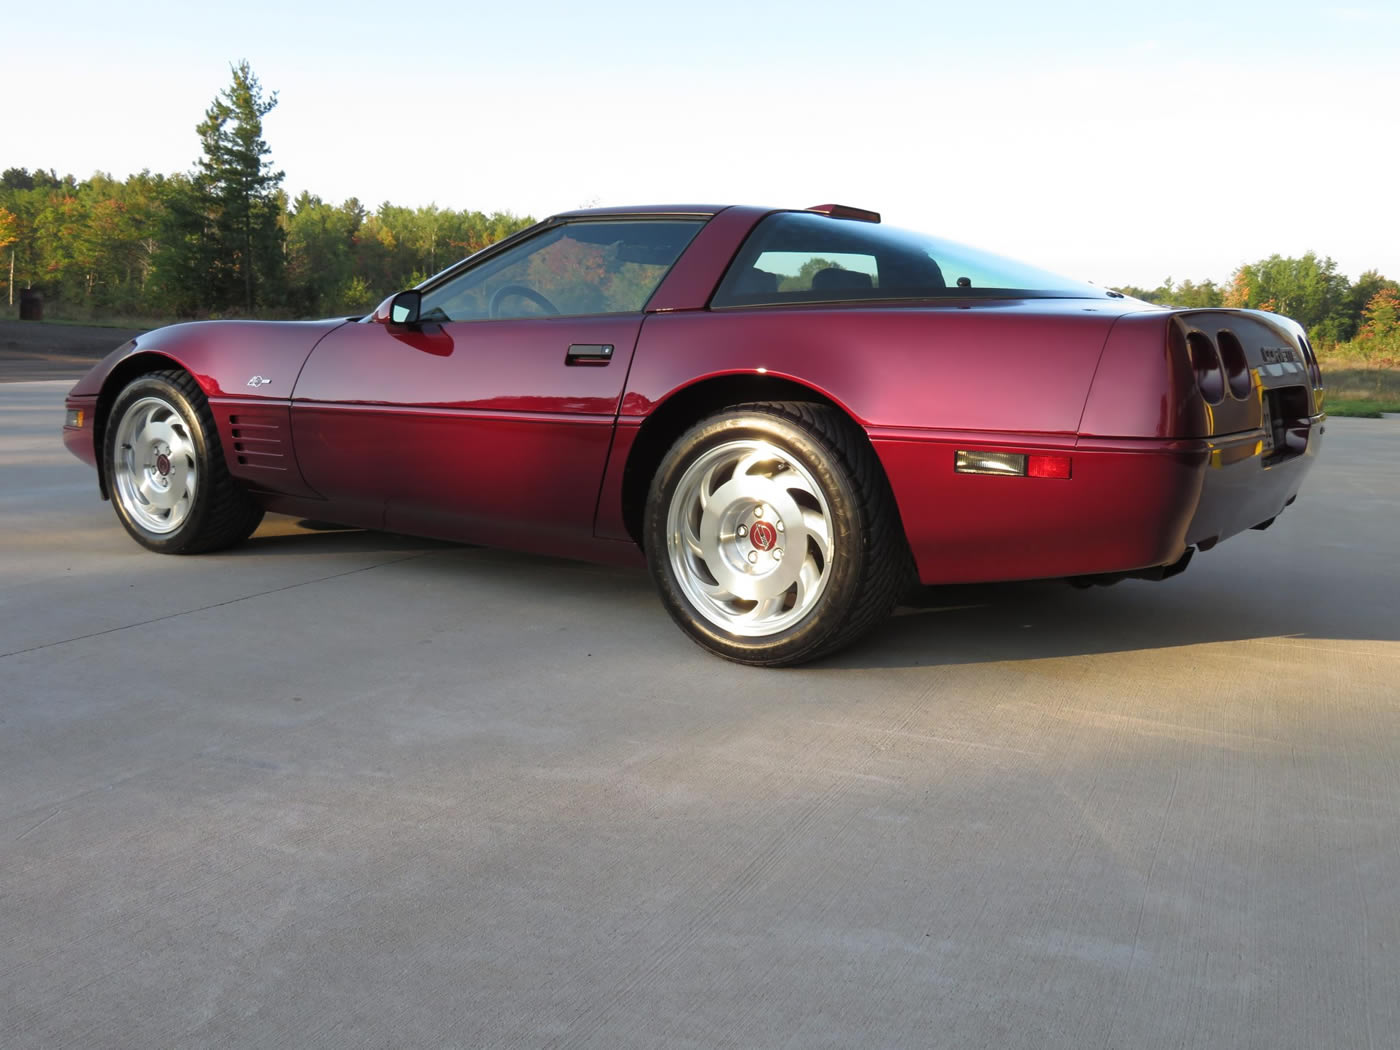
[227,413,288,472]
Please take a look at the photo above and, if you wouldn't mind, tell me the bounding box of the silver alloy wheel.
[665,438,834,637]
[111,395,199,534]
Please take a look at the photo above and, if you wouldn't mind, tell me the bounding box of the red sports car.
[61,203,1324,665]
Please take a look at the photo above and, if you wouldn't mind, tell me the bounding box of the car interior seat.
[811,267,873,293]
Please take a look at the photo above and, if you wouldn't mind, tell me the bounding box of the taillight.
[1299,334,1323,388]
[1215,329,1252,400]
[1185,331,1225,405]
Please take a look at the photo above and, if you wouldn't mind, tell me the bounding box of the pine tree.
[170,61,285,315]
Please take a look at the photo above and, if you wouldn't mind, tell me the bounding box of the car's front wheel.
[105,370,264,554]
[644,401,909,666]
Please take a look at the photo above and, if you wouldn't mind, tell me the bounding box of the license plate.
[1260,393,1275,453]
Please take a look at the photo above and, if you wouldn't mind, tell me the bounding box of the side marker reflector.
[1027,454,1072,479]
[955,450,1072,479]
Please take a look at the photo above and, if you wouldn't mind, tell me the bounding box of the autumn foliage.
[1120,252,1397,361]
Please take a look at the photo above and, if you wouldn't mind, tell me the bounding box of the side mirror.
[388,290,422,326]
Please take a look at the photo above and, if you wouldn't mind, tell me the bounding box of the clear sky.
[8,0,1398,288]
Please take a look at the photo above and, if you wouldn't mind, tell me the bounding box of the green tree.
[1170,278,1223,308]
[348,203,534,304]
[1335,287,1400,363]
[170,60,285,315]
[287,192,367,315]
[1224,252,1353,345]
[2,168,36,191]
[1345,270,1398,337]
[154,173,215,316]
[1359,288,1400,340]
[0,187,38,302]
[1116,277,1223,308]
[0,205,17,306]
[778,257,845,292]
[112,171,175,310]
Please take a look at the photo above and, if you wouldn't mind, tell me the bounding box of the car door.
[290,218,704,550]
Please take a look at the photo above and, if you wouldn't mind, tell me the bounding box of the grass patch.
[1318,361,1400,399]
[0,304,168,330]
[1316,355,1400,418]
[10,316,163,332]
[1324,397,1400,418]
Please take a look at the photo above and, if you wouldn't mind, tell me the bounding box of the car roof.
[549,204,734,220]
[547,203,882,224]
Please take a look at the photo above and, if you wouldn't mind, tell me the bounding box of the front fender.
[70,319,350,501]
[69,319,349,402]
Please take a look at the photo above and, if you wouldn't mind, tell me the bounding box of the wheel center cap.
[749,520,778,551]
[155,453,171,477]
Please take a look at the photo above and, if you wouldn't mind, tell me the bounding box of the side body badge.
[247,375,272,388]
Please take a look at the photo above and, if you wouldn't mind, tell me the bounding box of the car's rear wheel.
[644,401,909,666]
[105,370,264,554]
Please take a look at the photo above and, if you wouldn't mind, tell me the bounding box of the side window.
[747,251,879,296]
[419,220,703,322]
[713,213,901,307]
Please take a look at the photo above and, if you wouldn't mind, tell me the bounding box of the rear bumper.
[872,418,1321,586]
[1178,416,1323,549]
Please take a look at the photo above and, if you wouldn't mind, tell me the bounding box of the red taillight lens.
[1216,329,1252,400]
[1186,331,1225,405]
[1027,454,1072,479]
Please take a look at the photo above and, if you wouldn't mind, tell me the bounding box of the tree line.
[1118,256,1399,361]
[1,60,1396,364]
[0,62,533,322]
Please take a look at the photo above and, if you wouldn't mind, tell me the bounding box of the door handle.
[566,343,614,365]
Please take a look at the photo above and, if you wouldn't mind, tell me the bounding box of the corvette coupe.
[61,203,1324,665]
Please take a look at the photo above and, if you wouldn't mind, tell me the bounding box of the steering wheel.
[488,284,560,318]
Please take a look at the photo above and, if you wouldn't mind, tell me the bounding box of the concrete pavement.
[2,379,1398,1048]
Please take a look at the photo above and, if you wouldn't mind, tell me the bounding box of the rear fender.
[1080,308,1321,440]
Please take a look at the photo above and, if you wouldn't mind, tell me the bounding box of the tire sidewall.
[644,408,869,665]
[105,374,217,554]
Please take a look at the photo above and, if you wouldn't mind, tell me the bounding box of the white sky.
[7,0,1398,288]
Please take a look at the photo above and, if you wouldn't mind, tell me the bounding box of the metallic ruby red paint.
[62,203,1323,628]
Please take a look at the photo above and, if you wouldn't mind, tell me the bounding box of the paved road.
[2,379,1398,1049]
[0,319,149,382]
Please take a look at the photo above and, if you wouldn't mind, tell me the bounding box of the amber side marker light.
[955,450,1071,479]
[64,409,84,428]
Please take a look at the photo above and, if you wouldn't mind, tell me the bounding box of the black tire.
[643,401,911,666]
[103,369,264,554]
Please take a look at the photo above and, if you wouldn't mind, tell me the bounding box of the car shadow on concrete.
[231,519,469,556]
[825,574,1397,670]
[218,522,1395,671]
